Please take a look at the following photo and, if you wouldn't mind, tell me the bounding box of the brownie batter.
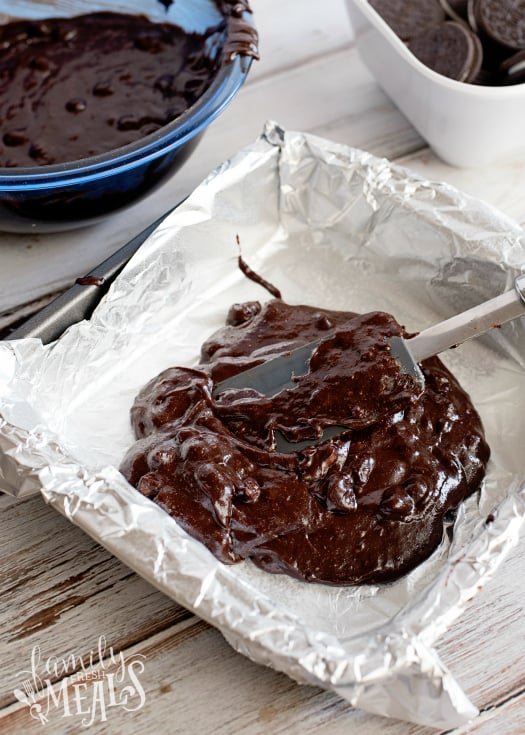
[120,299,490,585]
[0,12,223,167]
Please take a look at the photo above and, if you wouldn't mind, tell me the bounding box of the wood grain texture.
[0,493,189,710]
[0,0,524,732]
[2,575,523,735]
[0,471,523,733]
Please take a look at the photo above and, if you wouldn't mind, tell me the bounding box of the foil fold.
[1,121,525,728]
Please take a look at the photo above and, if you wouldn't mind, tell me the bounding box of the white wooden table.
[1,2,524,732]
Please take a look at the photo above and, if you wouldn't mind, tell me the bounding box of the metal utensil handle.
[6,209,175,344]
[408,273,525,363]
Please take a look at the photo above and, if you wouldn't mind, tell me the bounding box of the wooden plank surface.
[1,0,524,733]
[1,506,523,735]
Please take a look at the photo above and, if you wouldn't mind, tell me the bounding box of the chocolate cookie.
[440,0,469,23]
[467,0,481,32]
[369,0,525,86]
[408,21,483,82]
[368,0,446,41]
[500,48,525,82]
[476,0,525,50]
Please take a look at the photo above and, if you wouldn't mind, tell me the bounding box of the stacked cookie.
[369,0,525,84]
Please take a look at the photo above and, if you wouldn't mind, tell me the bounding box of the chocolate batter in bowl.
[0,0,258,232]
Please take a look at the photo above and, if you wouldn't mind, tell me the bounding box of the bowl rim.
[349,0,525,98]
[0,27,254,190]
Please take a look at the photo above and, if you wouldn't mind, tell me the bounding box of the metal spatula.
[387,272,525,388]
[214,274,525,452]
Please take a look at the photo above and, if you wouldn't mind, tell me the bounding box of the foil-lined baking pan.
[1,121,524,728]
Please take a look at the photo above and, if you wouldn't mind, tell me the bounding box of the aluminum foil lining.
[1,121,525,729]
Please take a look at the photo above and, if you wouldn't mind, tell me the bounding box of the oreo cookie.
[466,0,516,82]
[368,0,445,41]
[467,0,481,32]
[439,0,469,23]
[409,20,482,81]
[369,0,525,86]
[500,48,525,83]
[476,0,525,50]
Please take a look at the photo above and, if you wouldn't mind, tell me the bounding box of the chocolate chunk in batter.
[120,300,490,586]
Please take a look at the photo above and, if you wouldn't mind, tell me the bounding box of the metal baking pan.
[6,210,172,344]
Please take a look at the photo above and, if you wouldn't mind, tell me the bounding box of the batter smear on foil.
[120,290,490,585]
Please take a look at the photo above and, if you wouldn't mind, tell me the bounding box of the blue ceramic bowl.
[0,1,256,233]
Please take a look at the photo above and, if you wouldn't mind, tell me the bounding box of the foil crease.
[1,121,525,728]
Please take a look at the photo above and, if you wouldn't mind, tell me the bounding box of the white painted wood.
[0,494,189,709]
[1,0,525,733]
[250,0,355,81]
[1,541,524,734]
[436,539,525,716]
[0,468,524,733]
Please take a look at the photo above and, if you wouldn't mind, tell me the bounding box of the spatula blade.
[274,425,350,453]
[212,338,322,398]
[213,337,349,453]
[385,336,425,389]
[212,334,424,453]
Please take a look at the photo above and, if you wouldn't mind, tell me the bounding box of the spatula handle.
[408,273,525,363]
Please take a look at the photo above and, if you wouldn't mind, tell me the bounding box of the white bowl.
[346,0,525,167]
